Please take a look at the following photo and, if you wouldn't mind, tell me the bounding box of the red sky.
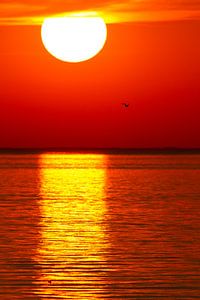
[0,1,200,148]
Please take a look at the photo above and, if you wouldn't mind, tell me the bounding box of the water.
[0,153,199,299]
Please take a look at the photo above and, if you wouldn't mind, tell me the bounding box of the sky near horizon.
[0,1,200,148]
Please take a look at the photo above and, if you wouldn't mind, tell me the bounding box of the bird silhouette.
[122,102,130,108]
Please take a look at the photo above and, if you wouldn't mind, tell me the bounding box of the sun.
[41,16,107,63]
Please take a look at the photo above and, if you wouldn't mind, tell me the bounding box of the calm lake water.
[0,153,199,299]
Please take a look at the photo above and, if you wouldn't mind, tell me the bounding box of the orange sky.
[1,0,200,24]
[0,1,200,148]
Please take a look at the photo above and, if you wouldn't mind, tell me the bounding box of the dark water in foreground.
[0,153,199,299]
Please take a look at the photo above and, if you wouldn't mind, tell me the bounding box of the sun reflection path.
[34,154,108,299]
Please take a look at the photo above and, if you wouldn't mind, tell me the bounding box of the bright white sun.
[41,17,107,63]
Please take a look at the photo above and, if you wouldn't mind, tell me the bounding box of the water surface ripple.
[0,153,199,299]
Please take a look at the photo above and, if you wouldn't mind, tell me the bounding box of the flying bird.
[122,102,130,108]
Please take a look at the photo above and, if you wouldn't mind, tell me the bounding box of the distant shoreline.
[0,148,200,155]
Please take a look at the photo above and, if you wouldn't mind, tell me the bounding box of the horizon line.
[0,147,200,154]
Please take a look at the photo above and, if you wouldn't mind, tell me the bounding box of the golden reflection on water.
[35,154,108,299]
